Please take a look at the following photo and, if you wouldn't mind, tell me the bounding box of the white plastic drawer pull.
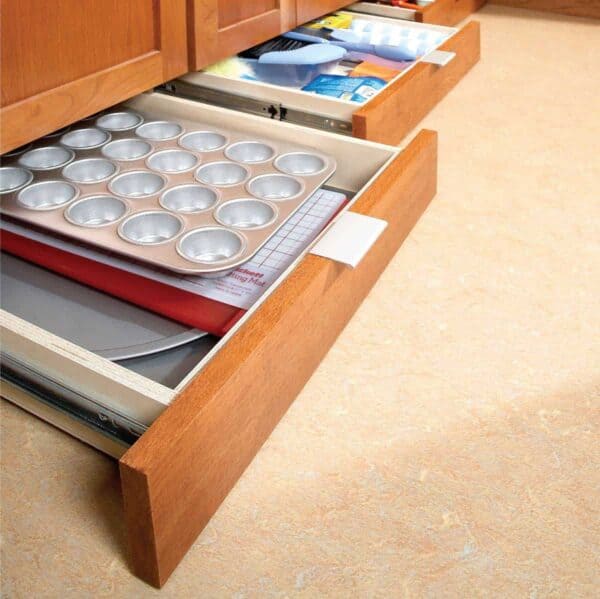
[422,50,456,67]
[310,211,388,268]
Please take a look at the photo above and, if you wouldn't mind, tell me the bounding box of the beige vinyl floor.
[1,5,599,597]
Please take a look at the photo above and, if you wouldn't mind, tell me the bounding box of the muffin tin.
[0,108,336,276]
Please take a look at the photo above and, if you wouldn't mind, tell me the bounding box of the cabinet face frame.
[187,0,296,70]
[0,0,189,154]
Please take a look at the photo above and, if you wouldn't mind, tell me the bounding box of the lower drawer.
[172,10,480,145]
[1,92,438,587]
[350,0,487,26]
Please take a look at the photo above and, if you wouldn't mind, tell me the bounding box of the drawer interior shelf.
[176,11,458,131]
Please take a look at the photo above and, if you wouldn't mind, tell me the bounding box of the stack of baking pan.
[0,109,338,396]
[0,108,337,277]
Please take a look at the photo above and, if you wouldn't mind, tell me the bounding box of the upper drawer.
[171,11,480,146]
[0,0,188,154]
[350,0,487,26]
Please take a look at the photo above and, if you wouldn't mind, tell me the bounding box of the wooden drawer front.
[350,0,487,26]
[353,20,480,144]
[0,0,188,154]
[188,0,296,70]
[296,0,354,23]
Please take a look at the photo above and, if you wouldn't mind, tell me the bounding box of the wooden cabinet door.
[188,0,296,70]
[0,0,188,153]
[296,0,352,24]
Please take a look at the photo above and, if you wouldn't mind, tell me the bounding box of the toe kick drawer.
[1,92,438,587]
[171,12,480,146]
[350,0,487,27]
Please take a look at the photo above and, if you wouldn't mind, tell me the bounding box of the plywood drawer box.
[170,10,480,146]
[350,0,487,27]
[1,92,438,587]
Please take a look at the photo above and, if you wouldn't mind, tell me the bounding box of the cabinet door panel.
[296,0,352,23]
[0,0,188,153]
[188,0,296,70]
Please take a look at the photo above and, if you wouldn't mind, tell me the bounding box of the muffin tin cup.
[179,131,228,153]
[246,174,304,201]
[0,106,336,276]
[18,146,75,171]
[109,171,166,199]
[274,152,327,176]
[60,128,111,150]
[62,158,118,184]
[214,199,278,230]
[195,162,249,187]
[119,211,184,246]
[102,139,153,162]
[159,185,219,214]
[96,111,144,132]
[17,181,79,211]
[177,227,246,265]
[65,195,129,228]
[146,149,199,174]
[225,141,275,164]
[135,121,183,141]
[0,167,34,195]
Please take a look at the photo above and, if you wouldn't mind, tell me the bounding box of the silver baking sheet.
[0,253,210,363]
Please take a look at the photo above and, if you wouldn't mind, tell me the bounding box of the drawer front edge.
[419,0,487,25]
[352,21,481,145]
[119,129,439,587]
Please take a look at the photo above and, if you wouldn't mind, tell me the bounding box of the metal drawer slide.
[1,354,145,447]
[160,80,353,135]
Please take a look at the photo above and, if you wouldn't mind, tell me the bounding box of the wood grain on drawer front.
[120,129,439,588]
[187,0,296,70]
[0,0,188,154]
[419,0,487,25]
[353,21,480,145]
